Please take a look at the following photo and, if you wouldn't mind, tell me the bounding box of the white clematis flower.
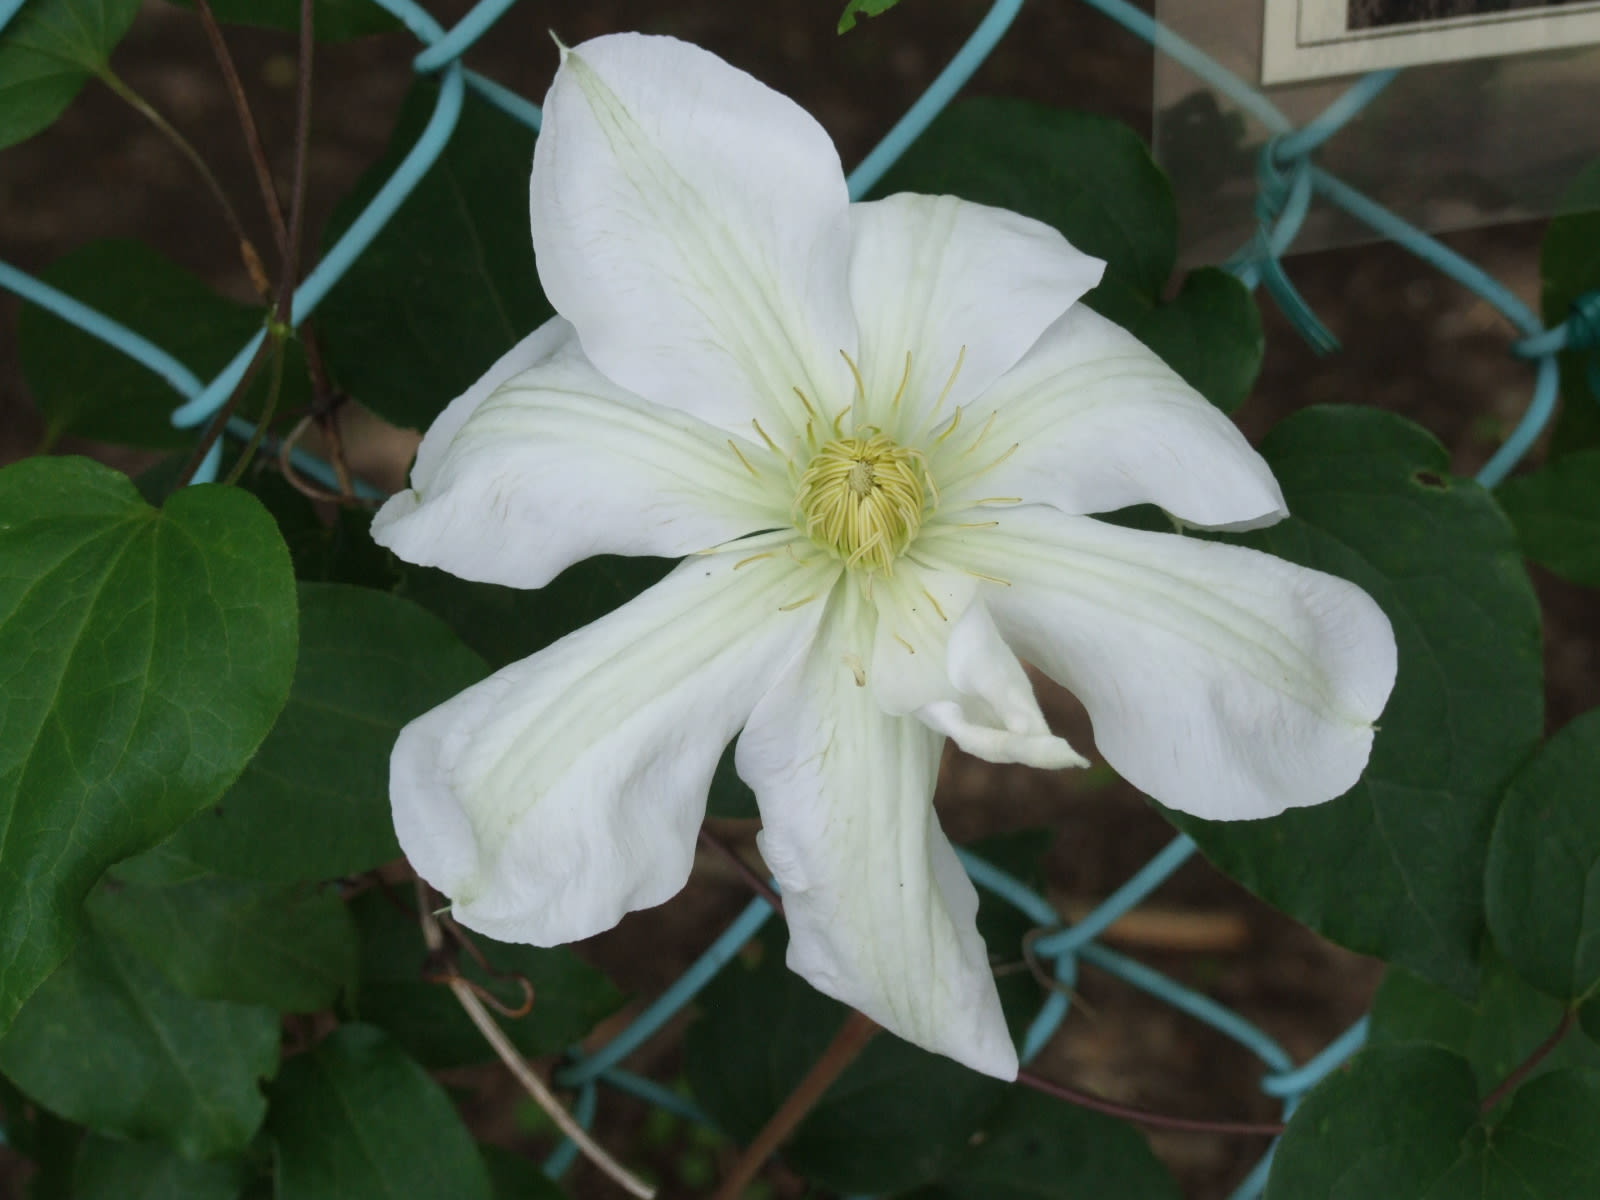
[373,32,1397,1081]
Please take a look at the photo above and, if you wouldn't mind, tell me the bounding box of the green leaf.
[118,583,483,885]
[18,240,305,449]
[396,555,673,671]
[872,97,1261,411]
[266,1024,493,1200]
[1541,161,1600,457]
[686,925,1011,1195]
[1120,267,1263,415]
[163,0,399,41]
[0,930,279,1159]
[905,1088,1179,1200]
[1267,1046,1600,1198]
[347,890,622,1069]
[1166,407,1543,995]
[1497,447,1600,588]
[838,0,903,33]
[1486,708,1600,1020]
[1370,943,1600,1097]
[86,875,356,1012]
[318,83,550,432]
[74,1135,247,1200]
[0,457,296,1030]
[0,0,139,149]
[480,1145,564,1200]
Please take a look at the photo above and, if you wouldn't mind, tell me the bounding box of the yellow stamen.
[921,588,948,622]
[728,439,758,477]
[734,552,774,570]
[893,633,915,654]
[891,351,912,411]
[793,432,932,574]
[751,418,782,456]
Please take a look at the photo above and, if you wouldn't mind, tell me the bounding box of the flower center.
[794,433,928,573]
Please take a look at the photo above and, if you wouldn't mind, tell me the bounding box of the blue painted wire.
[413,0,521,73]
[1032,835,1197,957]
[1272,70,1399,163]
[1074,0,1292,135]
[170,64,468,430]
[596,1068,717,1127]
[1262,1015,1369,1097]
[558,896,774,1087]
[1079,941,1295,1073]
[848,0,1025,199]
[0,260,203,399]
[542,1080,599,1179]
[465,70,543,130]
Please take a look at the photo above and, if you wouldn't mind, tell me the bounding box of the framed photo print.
[1263,1,1600,84]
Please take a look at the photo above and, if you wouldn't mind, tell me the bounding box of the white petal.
[848,194,1104,433]
[869,563,1084,769]
[373,319,784,589]
[531,34,855,436]
[735,583,1017,1079]
[410,317,571,491]
[938,304,1286,531]
[929,509,1397,820]
[393,552,834,945]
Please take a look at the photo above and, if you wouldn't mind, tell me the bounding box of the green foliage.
[1268,1045,1600,1197]
[1497,447,1600,588]
[873,97,1262,412]
[266,1024,494,1200]
[0,457,296,1030]
[1541,161,1600,456]
[0,0,139,149]
[904,1089,1179,1200]
[73,1136,249,1200]
[318,83,552,432]
[163,0,399,41]
[0,930,279,1159]
[1371,945,1600,1097]
[18,240,308,449]
[118,583,485,885]
[689,925,1009,1194]
[1167,407,1543,996]
[480,1145,565,1200]
[838,0,903,33]
[396,554,673,670]
[87,875,357,1012]
[347,890,622,1069]
[1486,708,1600,1029]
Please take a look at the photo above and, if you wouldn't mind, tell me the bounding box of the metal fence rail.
[2,0,1591,1196]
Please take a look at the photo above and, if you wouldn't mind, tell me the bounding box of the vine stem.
[175,0,318,488]
[1015,1070,1285,1137]
[413,880,656,1200]
[1480,1008,1576,1114]
[192,0,291,274]
[95,66,270,297]
[710,1010,880,1200]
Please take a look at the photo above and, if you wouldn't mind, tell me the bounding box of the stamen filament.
[727,439,759,477]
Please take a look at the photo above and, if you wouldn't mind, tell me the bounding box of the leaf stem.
[95,65,270,298]
[710,1010,880,1200]
[1480,1007,1576,1114]
[174,0,319,491]
[221,341,286,486]
[192,0,292,276]
[413,881,655,1199]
